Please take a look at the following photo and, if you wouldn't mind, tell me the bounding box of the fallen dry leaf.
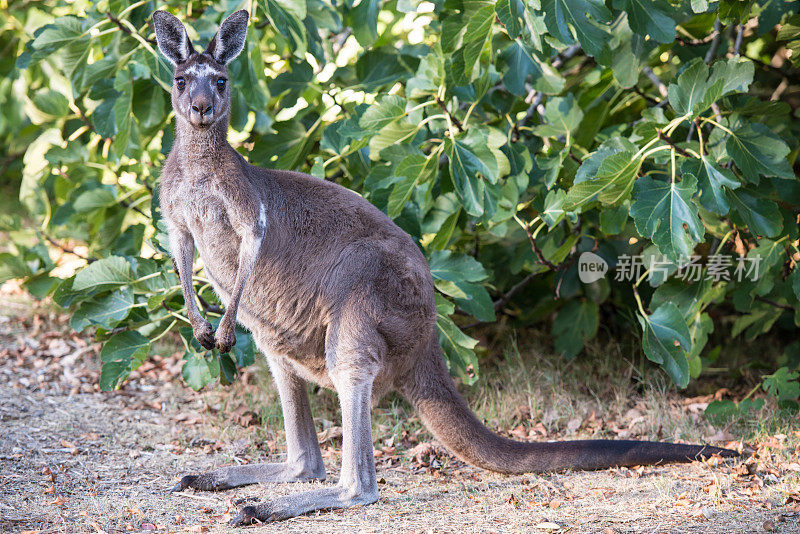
[535,521,562,530]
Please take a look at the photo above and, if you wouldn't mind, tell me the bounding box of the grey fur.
[155,11,738,526]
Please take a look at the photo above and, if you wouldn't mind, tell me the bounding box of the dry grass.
[1,285,799,533]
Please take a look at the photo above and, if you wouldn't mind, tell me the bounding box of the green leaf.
[350,0,380,47]
[726,187,783,238]
[30,17,84,54]
[763,367,800,402]
[637,302,692,387]
[98,331,150,390]
[360,95,407,132]
[552,300,599,359]
[725,123,795,183]
[261,0,308,58]
[681,157,740,215]
[73,256,135,292]
[0,253,33,283]
[565,151,641,209]
[612,0,675,44]
[436,310,479,384]
[32,90,70,116]
[540,0,611,57]
[429,250,490,283]
[667,59,723,117]
[708,57,754,95]
[461,3,495,80]
[70,288,135,332]
[387,153,436,218]
[182,351,215,391]
[501,41,565,95]
[630,175,705,261]
[534,95,584,138]
[446,129,499,216]
[495,0,525,39]
[435,279,495,322]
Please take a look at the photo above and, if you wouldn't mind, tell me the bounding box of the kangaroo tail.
[399,336,738,474]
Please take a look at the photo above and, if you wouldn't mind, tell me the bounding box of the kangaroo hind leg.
[231,339,380,525]
[171,355,325,491]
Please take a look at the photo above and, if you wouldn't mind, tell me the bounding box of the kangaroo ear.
[152,10,194,65]
[205,10,249,65]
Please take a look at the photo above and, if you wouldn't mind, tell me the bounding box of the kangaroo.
[152,9,737,525]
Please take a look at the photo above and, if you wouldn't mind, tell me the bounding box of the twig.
[704,19,723,63]
[171,492,223,503]
[41,233,94,262]
[521,223,558,272]
[108,12,157,45]
[197,294,223,315]
[733,24,744,56]
[642,67,668,98]
[434,97,464,132]
[755,296,793,312]
[657,130,693,158]
[493,273,537,310]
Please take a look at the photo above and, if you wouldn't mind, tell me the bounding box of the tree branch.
[657,130,693,158]
[434,97,464,132]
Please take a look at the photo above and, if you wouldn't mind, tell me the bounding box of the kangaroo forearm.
[170,228,203,324]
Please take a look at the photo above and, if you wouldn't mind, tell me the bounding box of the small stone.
[763,519,776,532]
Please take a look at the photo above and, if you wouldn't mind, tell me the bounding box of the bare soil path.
[1,288,798,533]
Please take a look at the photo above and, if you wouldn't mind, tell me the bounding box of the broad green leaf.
[534,95,584,138]
[182,351,215,391]
[552,300,599,359]
[0,253,33,283]
[495,0,525,39]
[631,175,704,262]
[542,189,566,227]
[73,256,135,291]
[429,250,490,283]
[501,41,565,95]
[462,4,495,79]
[98,331,150,390]
[30,17,84,54]
[726,187,783,237]
[709,57,754,95]
[350,0,380,47]
[725,123,795,183]
[637,302,692,387]
[360,95,407,132]
[435,279,496,322]
[261,0,308,58]
[612,0,675,44]
[681,157,740,215]
[777,14,800,67]
[387,153,437,218]
[70,288,135,332]
[436,310,479,384]
[446,129,499,216]
[32,90,70,116]
[565,151,641,209]
[667,59,723,117]
[540,0,611,57]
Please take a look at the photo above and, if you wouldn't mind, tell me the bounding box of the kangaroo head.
[152,10,248,130]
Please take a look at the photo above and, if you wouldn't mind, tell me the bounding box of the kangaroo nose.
[191,102,213,116]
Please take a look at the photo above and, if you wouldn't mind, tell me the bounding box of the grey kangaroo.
[153,9,737,525]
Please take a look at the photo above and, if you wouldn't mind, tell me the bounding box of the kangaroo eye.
[216,78,226,91]
[175,77,185,90]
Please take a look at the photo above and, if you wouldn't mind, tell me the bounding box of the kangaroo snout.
[189,99,214,125]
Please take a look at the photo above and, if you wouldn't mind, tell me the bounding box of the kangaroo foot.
[170,462,326,492]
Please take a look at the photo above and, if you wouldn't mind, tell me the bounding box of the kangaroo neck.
[174,114,231,174]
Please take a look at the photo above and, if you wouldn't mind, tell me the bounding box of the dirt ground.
[1,287,799,534]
